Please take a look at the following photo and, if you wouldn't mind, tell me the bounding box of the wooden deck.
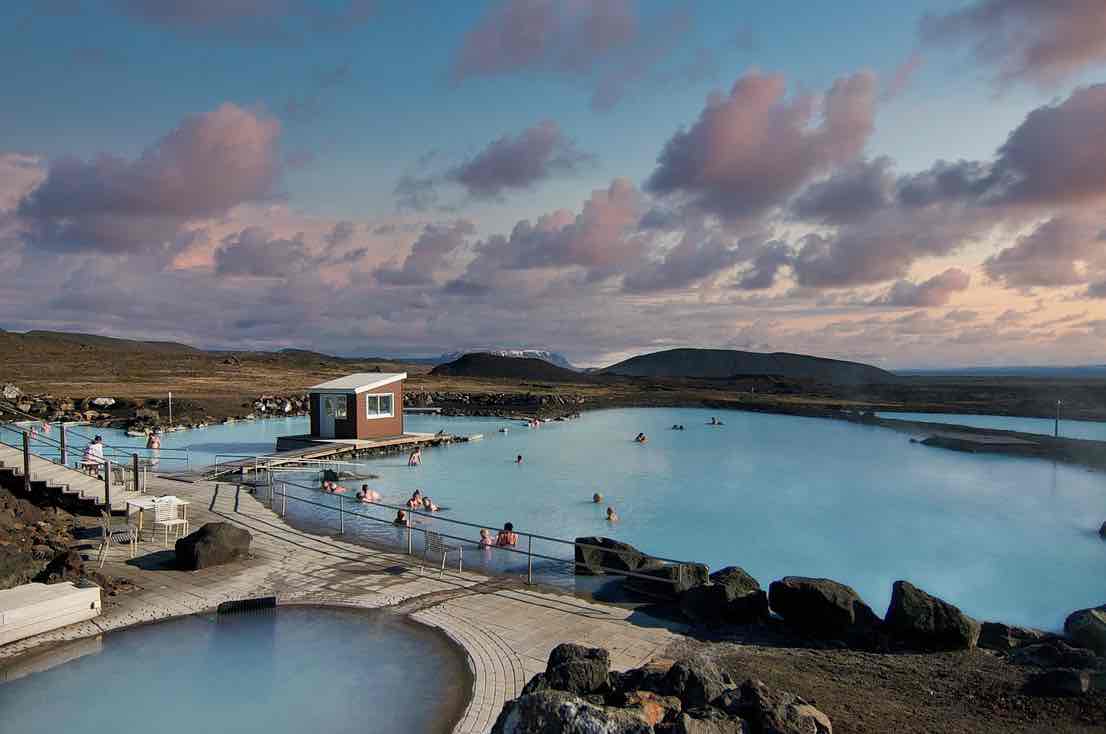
[207,432,455,478]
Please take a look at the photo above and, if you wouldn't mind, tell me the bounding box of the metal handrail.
[0,420,191,469]
[268,476,705,586]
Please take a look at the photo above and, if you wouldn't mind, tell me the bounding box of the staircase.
[0,443,143,511]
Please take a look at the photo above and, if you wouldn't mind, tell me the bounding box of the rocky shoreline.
[573,536,1106,702]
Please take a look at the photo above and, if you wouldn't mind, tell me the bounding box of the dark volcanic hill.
[602,348,895,385]
[430,353,586,382]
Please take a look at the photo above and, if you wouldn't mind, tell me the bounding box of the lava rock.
[661,657,727,709]
[768,576,881,642]
[1012,640,1099,669]
[2,384,22,400]
[175,522,251,570]
[622,690,682,727]
[1065,605,1106,656]
[90,397,116,407]
[574,537,648,575]
[680,566,769,626]
[884,580,980,651]
[624,562,710,601]
[34,549,83,583]
[978,621,1047,652]
[1099,521,1106,540]
[543,643,610,695]
[713,679,833,734]
[490,690,653,734]
[1025,669,1091,697]
[671,708,747,733]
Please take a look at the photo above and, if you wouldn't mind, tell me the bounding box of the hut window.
[365,393,394,419]
[323,395,347,419]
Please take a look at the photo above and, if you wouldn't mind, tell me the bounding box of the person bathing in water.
[634,433,647,444]
[515,454,523,464]
[606,507,619,523]
[708,417,725,426]
[421,496,440,512]
[322,480,348,494]
[592,492,603,504]
[495,522,519,547]
[479,528,493,548]
[393,509,408,526]
[408,447,422,466]
[356,484,380,503]
[406,490,423,509]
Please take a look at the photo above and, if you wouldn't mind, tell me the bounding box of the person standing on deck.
[81,436,105,475]
[146,429,161,466]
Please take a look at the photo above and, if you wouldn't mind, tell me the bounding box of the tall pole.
[168,391,173,427]
[103,458,112,510]
[59,424,67,467]
[1055,400,1062,438]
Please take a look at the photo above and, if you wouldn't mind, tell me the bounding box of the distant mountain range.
[899,365,1106,378]
[602,348,897,384]
[430,353,585,381]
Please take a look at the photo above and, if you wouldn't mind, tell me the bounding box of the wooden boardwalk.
[207,432,456,478]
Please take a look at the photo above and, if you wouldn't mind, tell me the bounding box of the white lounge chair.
[151,498,189,548]
[97,510,137,568]
[422,530,462,577]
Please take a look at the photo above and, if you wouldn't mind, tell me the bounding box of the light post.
[1055,399,1062,438]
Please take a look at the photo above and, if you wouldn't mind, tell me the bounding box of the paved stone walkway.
[0,476,689,734]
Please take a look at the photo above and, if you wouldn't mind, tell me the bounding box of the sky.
[2,1,1106,368]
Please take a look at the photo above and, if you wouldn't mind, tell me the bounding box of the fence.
[0,420,191,473]
[254,475,704,588]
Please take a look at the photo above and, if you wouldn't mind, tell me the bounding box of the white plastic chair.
[151,498,189,548]
[422,530,462,577]
[97,510,137,568]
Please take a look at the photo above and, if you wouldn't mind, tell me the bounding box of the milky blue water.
[0,607,470,734]
[876,411,1106,442]
[8,409,1105,631]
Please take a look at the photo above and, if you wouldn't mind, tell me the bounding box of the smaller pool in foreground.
[0,607,472,734]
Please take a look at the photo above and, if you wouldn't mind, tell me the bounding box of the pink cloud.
[374,220,476,285]
[449,120,593,199]
[920,0,1106,87]
[984,216,1105,288]
[17,103,281,253]
[873,268,972,307]
[645,71,877,220]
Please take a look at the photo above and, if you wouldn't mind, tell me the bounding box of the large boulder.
[1064,605,1106,656]
[713,679,833,734]
[661,657,727,709]
[1025,669,1091,697]
[543,643,610,696]
[621,691,682,727]
[883,580,980,651]
[575,537,649,575]
[175,522,251,570]
[490,690,653,734]
[680,567,769,626]
[768,576,881,642]
[625,562,710,601]
[978,621,1047,653]
[1012,640,1099,669]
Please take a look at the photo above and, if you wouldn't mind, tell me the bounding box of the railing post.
[132,453,140,493]
[59,424,67,466]
[527,534,534,585]
[22,431,31,495]
[281,483,287,518]
[338,495,345,535]
[407,515,414,555]
[103,458,112,509]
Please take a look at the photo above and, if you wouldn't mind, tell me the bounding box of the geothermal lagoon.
[85,407,1106,631]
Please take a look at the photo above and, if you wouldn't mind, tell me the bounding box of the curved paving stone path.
[0,477,686,733]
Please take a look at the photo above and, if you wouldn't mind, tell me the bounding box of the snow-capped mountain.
[437,349,576,370]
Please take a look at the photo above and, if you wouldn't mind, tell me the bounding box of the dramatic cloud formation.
[622,226,740,293]
[791,157,895,224]
[873,268,972,307]
[920,0,1106,87]
[646,71,876,220]
[983,217,1105,288]
[449,121,592,199]
[459,178,644,285]
[374,220,476,285]
[16,104,280,253]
